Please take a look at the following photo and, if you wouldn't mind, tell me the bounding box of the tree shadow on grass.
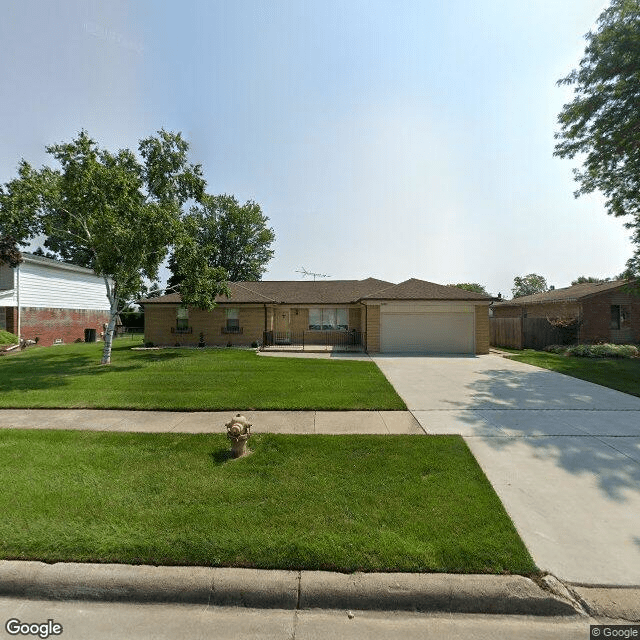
[0,342,188,395]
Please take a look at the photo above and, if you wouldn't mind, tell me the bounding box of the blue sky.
[1,0,632,297]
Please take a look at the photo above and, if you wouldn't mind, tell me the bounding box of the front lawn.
[0,430,536,574]
[0,340,405,410]
[507,350,640,397]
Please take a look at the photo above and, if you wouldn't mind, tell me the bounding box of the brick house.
[491,280,640,345]
[140,278,491,355]
[0,253,112,346]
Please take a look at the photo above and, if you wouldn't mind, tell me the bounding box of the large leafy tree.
[571,275,611,285]
[511,274,548,298]
[0,130,228,364]
[554,0,640,276]
[167,193,275,291]
[448,282,490,296]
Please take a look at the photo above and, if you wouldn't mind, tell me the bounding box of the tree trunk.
[101,295,119,365]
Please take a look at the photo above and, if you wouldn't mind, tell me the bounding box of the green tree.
[448,282,490,296]
[166,194,275,291]
[511,274,548,298]
[0,129,229,364]
[554,0,640,277]
[571,276,610,285]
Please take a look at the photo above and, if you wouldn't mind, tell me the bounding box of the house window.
[610,305,621,330]
[225,308,240,332]
[176,307,189,331]
[0,308,5,330]
[611,304,630,330]
[308,308,348,331]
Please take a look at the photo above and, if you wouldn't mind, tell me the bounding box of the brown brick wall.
[491,305,522,319]
[290,308,308,333]
[581,290,640,343]
[19,307,111,346]
[475,305,490,354]
[366,305,380,352]
[492,302,580,320]
[144,304,267,346]
[349,307,363,331]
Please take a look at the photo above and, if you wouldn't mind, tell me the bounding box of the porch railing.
[262,330,365,350]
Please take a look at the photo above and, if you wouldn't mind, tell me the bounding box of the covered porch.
[261,330,367,352]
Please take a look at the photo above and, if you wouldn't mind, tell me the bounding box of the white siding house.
[0,253,111,345]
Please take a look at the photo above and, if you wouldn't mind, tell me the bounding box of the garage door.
[380,312,474,354]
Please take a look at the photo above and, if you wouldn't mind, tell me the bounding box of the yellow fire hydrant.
[225,414,252,458]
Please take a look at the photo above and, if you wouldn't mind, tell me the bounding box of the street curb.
[0,561,581,616]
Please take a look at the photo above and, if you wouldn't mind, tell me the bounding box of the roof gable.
[363,278,492,301]
[141,278,396,305]
[496,280,632,306]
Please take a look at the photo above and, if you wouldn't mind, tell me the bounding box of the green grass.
[0,330,19,346]
[0,430,536,574]
[507,349,640,397]
[0,339,405,410]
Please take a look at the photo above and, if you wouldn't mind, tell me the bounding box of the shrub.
[0,330,19,346]
[566,343,638,359]
[543,345,567,354]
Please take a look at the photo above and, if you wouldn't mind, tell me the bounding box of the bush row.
[543,343,639,358]
[0,330,19,346]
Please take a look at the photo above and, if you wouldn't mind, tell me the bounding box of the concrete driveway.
[372,354,640,586]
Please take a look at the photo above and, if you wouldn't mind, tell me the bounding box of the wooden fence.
[490,317,581,350]
[490,318,522,350]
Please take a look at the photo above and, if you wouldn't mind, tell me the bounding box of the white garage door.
[380,312,474,354]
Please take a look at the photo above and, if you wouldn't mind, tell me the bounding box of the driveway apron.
[372,354,640,586]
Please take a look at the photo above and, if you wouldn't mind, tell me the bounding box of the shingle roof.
[141,277,492,305]
[140,278,396,305]
[496,280,630,306]
[362,278,492,301]
[21,252,98,275]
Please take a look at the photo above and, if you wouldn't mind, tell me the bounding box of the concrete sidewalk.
[0,408,424,434]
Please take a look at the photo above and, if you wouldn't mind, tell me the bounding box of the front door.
[275,308,291,343]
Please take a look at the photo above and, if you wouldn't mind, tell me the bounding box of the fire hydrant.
[226,414,252,458]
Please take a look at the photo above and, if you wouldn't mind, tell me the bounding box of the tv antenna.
[296,267,330,281]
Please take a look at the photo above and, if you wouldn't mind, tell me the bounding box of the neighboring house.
[0,253,111,346]
[491,280,640,345]
[141,277,491,354]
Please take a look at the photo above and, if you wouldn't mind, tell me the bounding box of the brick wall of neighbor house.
[581,290,640,343]
[19,307,111,346]
[475,306,490,354]
[491,305,522,319]
[492,302,581,320]
[366,305,380,352]
[525,302,581,320]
